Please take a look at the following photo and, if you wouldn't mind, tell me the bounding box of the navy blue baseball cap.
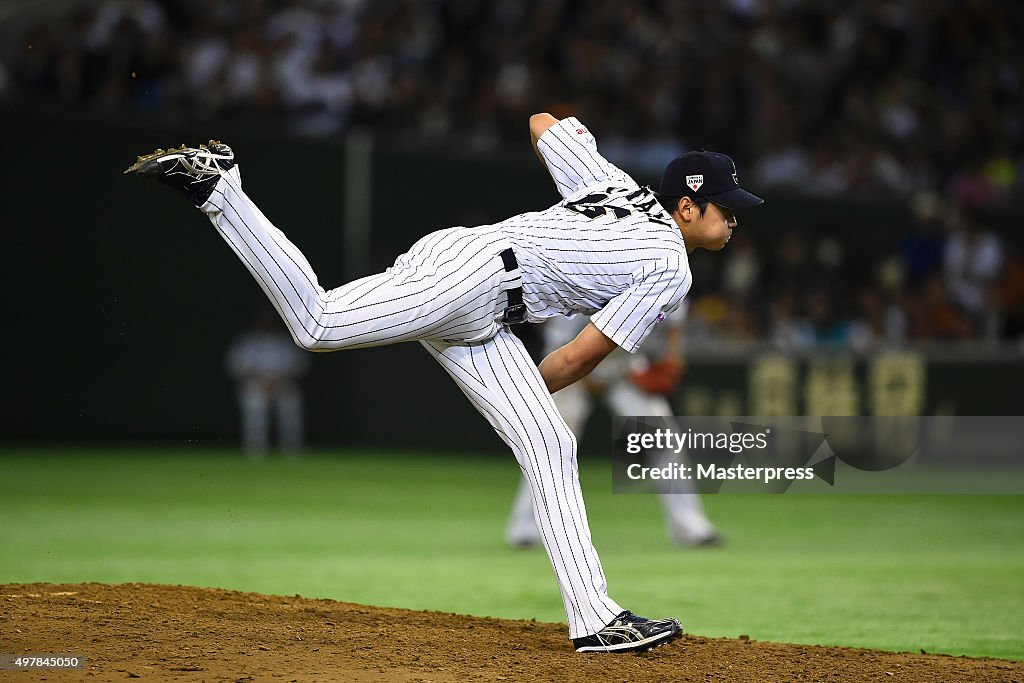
[659,151,764,209]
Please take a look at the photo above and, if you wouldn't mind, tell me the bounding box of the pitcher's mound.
[2,583,1019,682]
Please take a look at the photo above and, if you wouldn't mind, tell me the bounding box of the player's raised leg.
[125,143,510,351]
[422,329,681,652]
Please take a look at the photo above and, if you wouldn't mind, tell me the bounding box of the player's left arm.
[529,112,635,199]
[530,113,559,167]
[538,322,619,394]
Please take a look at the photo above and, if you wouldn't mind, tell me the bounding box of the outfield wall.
[3,104,1023,451]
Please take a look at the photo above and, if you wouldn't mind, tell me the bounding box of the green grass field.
[1,447,1021,660]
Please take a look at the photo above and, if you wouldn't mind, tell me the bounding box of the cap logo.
[732,172,739,185]
[686,174,704,192]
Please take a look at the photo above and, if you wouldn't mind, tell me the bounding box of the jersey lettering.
[564,186,672,226]
[565,192,630,219]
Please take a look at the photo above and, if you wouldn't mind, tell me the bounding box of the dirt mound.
[1,583,1020,682]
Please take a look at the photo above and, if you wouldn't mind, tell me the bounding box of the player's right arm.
[538,322,619,394]
[529,112,636,199]
[659,302,687,372]
[590,246,691,354]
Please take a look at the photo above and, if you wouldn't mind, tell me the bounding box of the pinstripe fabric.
[499,117,693,352]
[507,307,714,550]
[536,116,637,198]
[203,168,521,350]
[422,329,624,638]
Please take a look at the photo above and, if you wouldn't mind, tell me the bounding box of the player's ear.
[676,197,691,218]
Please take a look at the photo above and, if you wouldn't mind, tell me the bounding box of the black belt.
[499,248,527,325]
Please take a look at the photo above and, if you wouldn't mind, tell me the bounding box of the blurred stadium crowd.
[686,197,1024,350]
[3,0,1023,348]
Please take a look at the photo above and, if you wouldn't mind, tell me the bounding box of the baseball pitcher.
[125,113,762,653]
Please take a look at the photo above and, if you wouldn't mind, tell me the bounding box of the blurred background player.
[506,303,721,549]
[227,308,310,458]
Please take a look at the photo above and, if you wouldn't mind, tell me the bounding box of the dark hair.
[655,194,709,216]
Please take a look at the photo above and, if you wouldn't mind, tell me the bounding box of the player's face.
[685,201,737,251]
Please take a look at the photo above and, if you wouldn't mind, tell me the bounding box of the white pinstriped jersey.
[493,116,692,353]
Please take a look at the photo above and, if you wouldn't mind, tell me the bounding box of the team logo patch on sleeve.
[686,174,703,191]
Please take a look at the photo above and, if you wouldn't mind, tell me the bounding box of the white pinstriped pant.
[202,168,623,638]
[507,379,716,546]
